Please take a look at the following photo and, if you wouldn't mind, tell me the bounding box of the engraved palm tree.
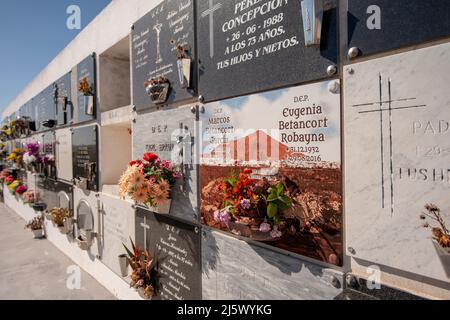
[153,22,163,64]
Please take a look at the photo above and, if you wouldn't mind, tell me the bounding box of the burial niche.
[76,199,95,251]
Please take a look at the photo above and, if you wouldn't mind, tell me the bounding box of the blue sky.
[0,0,111,113]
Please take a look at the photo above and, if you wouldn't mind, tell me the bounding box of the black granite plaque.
[348,0,450,59]
[131,0,197,111]
[37,177,73,210]
[76,55,97,124]
[33,85,56,132]
[196,0,338,102]
[72,125,98,191]
[55,72,73,126]
[135,207,202,300]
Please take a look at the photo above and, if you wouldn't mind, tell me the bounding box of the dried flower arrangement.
[25,216,43,231]
[122,239,160,299]
[214,169,293,240]
[78,77,94,96]
[119,153,180,212]
[47,208,71,227]
[420,204,450,248]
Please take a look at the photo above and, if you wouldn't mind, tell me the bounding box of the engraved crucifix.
[153,22,163,64]
[201,0,222,58]
[140,215,151,251]
[352,74,427,217]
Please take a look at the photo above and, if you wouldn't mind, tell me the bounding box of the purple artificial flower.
[270,228,282,239]
[240,198,251,210]
[214,209,231,225]
[259,222,272,233]
[25,142,40,156]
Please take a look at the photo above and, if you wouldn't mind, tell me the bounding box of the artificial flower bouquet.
[119,153,180,214]
[23,142,40,172]
[0,169,11,184]
[8,179,27,195]
[123,239,159,299]
[214,169,293,241]
[22,189,40,205]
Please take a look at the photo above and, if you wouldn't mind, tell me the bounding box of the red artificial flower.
[143,153,159,163]
[5,176,14,184]
[243,169,253,175]
[15,185,27,195]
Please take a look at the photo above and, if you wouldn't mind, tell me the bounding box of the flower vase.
[432,240,450,278]
[118,254,129,277]
[84,95,94,116]
[32,229,44,239]
[177,58,191,89]
[147,199,172,215]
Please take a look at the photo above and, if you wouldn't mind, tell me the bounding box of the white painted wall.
[2,0,162,118]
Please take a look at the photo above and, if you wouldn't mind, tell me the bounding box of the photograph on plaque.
[131,0,196,111]
[200,80,342,265]
[132,105,198,223]
[135,207,202,300]
[196,0,338,102]
[345,42,450,283]
[54,72,72,126]
[348,0,450,59]
[75,54,97,124]
[72,125,98,191]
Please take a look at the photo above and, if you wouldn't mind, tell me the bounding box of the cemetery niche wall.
[34,85,57,132]
[135,207,202,300]
[200,80,342,266]
[345,42,450,284]
[72,125,99,192]
[347,0,450,60]
[73,54,97,124]
[196,0,338,102]
[133,104,198,223]
[131,0,197,111]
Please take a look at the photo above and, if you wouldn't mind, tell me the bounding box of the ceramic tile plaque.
[202,229,343,299]
[196,0,338,102]
[74,54,97,124]
[135,208,202,300]
[344,42,450,283]
[131,0,196,111]
[72,125,99,191]
[55,128,73,182]
[99,194,135,277]
[133,105,198,223]
[54,72,73,126]
[200,81,343,265]
[348,0,450,59]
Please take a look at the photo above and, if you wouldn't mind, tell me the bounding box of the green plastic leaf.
[279,195,292,207]
[267,203,278,218]
[267,193,278,202]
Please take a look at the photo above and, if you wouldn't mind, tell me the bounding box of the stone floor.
[0,203,115,300]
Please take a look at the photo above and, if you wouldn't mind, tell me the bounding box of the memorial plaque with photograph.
[196,0,338,102]
[200,80,343,265]
[135,207,202,300]
[345,42,450,283]
[131,0,196,111]
[75,55,97,124]
[55,72,72,126]
[72,125,98,191]
[34,85,56,132]
[348,0,450,60]
[133,105,198,223]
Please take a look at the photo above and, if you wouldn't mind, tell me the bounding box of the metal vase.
[118,254,129,277]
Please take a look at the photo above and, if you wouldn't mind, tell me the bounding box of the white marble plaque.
[100,194,135,276]
[202,229,343,300]
[345,42,450,283]
[55,128,73,182]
